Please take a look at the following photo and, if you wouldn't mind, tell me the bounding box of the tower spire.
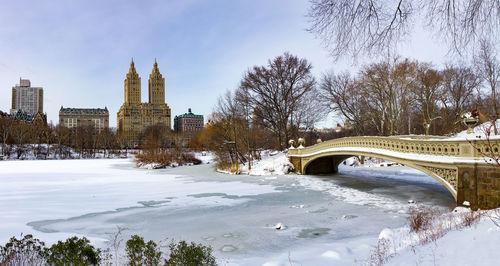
[129,58,137,74]
[152,59,159,74]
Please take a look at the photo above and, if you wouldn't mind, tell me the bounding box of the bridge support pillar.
[289,156,302,174]
[457,165,500,210]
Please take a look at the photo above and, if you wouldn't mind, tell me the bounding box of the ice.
[0,158,458,264]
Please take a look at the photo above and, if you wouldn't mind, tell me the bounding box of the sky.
[0,0,454,128]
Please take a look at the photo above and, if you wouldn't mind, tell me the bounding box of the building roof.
[60,107,109,115]
[174,108,203,120]
[1,109,47,124]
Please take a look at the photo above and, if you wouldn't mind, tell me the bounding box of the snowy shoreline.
[1,144,498,265]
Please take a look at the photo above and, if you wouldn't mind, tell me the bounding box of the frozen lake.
[0,159,455,265]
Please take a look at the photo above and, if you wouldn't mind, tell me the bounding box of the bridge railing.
[288,136,500,159]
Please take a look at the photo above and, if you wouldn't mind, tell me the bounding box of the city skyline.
[0,0,461,128]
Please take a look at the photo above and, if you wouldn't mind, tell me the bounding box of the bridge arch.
[302,151,458,200]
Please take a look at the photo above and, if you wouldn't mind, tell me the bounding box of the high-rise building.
[59,107,109,132]
[11,78,43,116]
[117,59,171,146]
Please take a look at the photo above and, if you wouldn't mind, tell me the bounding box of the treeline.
[319,55,498,136]
[0,120,128,159]
[0,120,191,160]
[199,46,499,168]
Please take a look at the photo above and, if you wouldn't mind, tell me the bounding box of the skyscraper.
[117,59,172,146]
[11,78,43,115]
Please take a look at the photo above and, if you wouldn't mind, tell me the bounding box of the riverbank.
[0,157,466,265]
[215,152,500,265]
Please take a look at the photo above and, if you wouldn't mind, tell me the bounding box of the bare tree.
[215,90,246,165]
[235,86,255,169]
[308,0,500,60]
[318,71,371,134]
[440,64,481,132]
[474,39,500,134]
[0,118,13,157]
[413,63,444,135]
[319,57,487,136]
[240,52,316,149]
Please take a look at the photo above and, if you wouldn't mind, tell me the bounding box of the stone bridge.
[287,136,500,210]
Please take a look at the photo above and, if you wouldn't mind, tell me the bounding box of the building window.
[65,117,77,128]
[93,119,103,130]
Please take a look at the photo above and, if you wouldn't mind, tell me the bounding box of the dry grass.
[408,206,441,233]
[216,161,241,173]
[364,206,485,266]
[368,238,393,266]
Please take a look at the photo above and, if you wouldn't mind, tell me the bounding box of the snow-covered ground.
[237,150,294,176]
[450,119,500,140]
[384,208,500,266]
[0,154,497,265]
[0,144,134,160]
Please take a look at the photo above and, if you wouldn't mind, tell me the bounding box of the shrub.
[166,240,217,266]
[0,234,46,266]
[136,149,202,168]
[125,235,162,266]
[45,236,102,265]
[180,152,202,165]
[368,238,393,266]
[460,209,483,228]
[408,206,440,233]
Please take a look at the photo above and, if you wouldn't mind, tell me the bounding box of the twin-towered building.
[7,60,201,144]
[117,59,172,145]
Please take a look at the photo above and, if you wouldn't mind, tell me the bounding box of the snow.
[379,228,394,240]
[449,120,500,140]
[135,151,215,169]
[292,146,488,167]
[0,155,498,265]
[383,208,500,266]
[236,151,294,176]
[321,250,341,259]
[236,154,500,265]
[0,145,134,160]
[0,159,277,246]
[195,151,215,164]
[274,223,284,230]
